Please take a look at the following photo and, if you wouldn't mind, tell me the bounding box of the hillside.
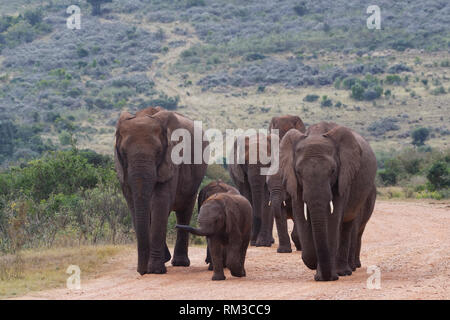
[0,0,449,163]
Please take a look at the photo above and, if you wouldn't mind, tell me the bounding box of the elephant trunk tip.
[175,224,210,236]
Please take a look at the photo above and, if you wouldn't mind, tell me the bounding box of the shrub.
[427,161,449,190]
[320,95,332,107]
[23,8,43,26]
[351,83,365,100]
[385,75,402,85]
[303,94,319,102]
[411,127,430,147]
[293,3,308,16]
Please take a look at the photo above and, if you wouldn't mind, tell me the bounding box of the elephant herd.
[114,107,377,281]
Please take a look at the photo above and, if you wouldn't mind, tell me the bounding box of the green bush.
[303,94,319,102]
[351,83,365,100]
[411,127,430,147]
[427,161,450,190]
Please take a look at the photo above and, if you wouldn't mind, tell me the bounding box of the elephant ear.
[228,138,246,183]
[150,111,180,183]
[280,129,305,201]
[324,126,362,197]
[291,115,306,133]
[114,111,135,183]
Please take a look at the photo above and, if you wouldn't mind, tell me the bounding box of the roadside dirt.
[17,200,450,300]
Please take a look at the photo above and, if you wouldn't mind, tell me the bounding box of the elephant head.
[114,110,178,274]
[269,115,306,139]
[176,194,241,240]
[279,125,362,281]
[197,180,239,209]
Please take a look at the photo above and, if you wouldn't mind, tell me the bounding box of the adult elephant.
[115,107,208,275]
[228,133,274,247]
[279,122,377,281]
[267,115,306,252]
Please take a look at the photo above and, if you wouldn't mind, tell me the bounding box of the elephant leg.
[348,221,359,271]
[148,204,170,274]
[172,197,196,267]
[227,241,245,277]
[291,219,302,251]
[256,191,273,247]
[239,239,249,277]
[210,238,225,281]
[206,239,213,270]
[249,173,265,246]
[336,220,354,276]
[275,206,292,253]
[354,187,376,269]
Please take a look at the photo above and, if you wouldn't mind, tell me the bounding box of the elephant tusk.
[283,201,286,207]
[304,203,308,221]
[330,201,334,214]
[268,201,271,207]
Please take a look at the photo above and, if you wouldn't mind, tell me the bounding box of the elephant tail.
[175,224,211,236]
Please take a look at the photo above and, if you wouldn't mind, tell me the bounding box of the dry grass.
[0,244,131,299]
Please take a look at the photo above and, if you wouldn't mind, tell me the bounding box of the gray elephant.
[176,193,252,280]
[228,133,274,247]
[197,180,240,270]
[267,115,306,253]
[115,107,209,275]
[279,122,377,281]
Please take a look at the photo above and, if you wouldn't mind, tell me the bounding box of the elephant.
[228,133,274,247]
[176,193,252,280]
[114,107,209,275]
[279,121,377,281]
[197,180,240,270]
[269,114,306,139]
[267,115,306,253]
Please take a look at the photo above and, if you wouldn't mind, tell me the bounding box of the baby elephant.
[176,193,252,280]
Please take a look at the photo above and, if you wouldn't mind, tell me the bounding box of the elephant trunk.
[307,202,336,281]
[129,161,156,275]
[270,190,283,219]
[175,224,212,236]
[249,176,265,242]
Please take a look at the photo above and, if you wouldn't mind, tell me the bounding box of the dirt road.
[18,200,450,300]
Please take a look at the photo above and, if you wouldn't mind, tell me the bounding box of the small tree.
[411,127,430,147]
[87,0,112,16]
[427,161,450,190]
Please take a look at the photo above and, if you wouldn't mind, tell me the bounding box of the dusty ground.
[17,200,450,300]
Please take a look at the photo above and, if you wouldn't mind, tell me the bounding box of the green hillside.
[0,0,449,163]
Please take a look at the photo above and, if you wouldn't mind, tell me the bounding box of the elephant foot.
[255,236,273,247]
[277,245,292,253]
[230,269,245,278]
[148,262,167,274]
[208,263,213,271]
[164,246,171,263]
[171,256,190,267]
[314,272,339,281]
[337,267,353,276]
[250,240,257,246]
[137,267,147,276]
[212,273,226,281]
